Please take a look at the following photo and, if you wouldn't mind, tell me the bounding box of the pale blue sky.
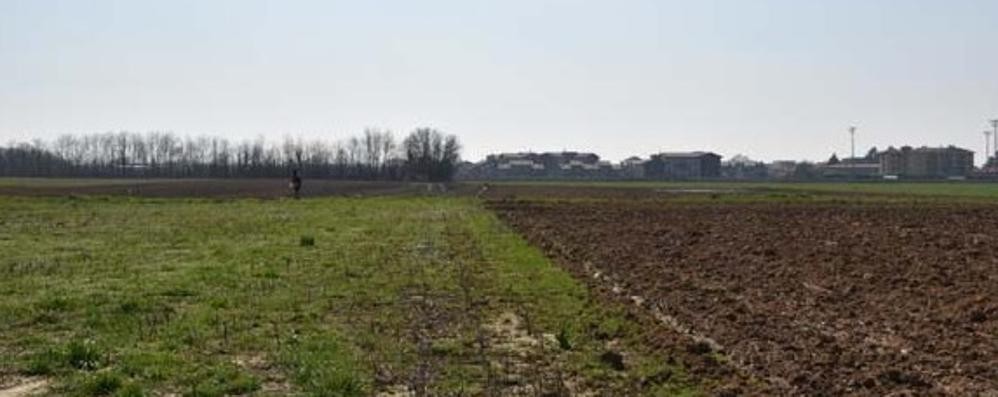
[2,0,997,163]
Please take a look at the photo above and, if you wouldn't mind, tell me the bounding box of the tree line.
[0,128,461,182]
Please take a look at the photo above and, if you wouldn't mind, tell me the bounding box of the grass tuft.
[24,348,61,376]
[557,324,573,350]
[67,339,104,371]
[82,371,123,396]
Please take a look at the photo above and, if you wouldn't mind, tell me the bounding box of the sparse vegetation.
[66,340,104,371]
[0,194,698,394]
[81,371,123,396]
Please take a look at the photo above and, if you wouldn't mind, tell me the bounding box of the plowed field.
[491,200,997,396]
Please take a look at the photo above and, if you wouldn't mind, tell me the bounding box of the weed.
[115,383,146,397]
[312,375,366,397]
[36,296,74,312]
[117,300,142,315]
[187,365,260,396]
[82,371,123,396]
[430,338,461,357]
[300,235,315,247]
[24,348,61,375]
[67,339,103,370]
[281,337,368,397]
[556,325,573,351]
[160,287,196,298]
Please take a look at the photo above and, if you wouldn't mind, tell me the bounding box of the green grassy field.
[0,196,696,396]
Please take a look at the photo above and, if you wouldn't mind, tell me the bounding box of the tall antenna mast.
[849,126,857,160]
[985,130,993,167]
[990,119,998,161]
[849,126,857,179]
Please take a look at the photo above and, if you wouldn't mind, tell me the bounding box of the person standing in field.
[289,169,302,199]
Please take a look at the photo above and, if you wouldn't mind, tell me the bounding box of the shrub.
[300,236,315,247]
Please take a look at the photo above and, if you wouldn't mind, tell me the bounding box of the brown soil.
[490,200,998,396]
[456,183,753,201]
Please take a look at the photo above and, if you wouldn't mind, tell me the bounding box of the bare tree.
[403,128,461,182]
[0,130,428,180]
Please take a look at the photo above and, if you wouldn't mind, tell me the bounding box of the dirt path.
[0,379,49,397]
[370,216,591,396]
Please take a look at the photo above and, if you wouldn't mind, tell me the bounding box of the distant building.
[818,157,882,179]
[766,161,798,179]
[722,155,768,180]
[463,150,731,181]
[619,156,646,179]
[818,162,882,178]
[880,146,974,178]
[476,151,614,180]
[644,152,722,179]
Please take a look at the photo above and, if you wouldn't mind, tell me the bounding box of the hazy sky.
[2,0,997,163]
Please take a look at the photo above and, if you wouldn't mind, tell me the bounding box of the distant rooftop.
[883,145,974,154]
[655,151,721,158]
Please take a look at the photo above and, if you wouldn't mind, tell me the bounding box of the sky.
[2,0,997,164]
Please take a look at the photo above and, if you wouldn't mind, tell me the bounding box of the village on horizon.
[459,144,985,181]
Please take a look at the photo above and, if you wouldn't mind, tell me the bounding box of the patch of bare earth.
[370,224,641,396]
[376,311,599,397]
[232,354,293,394]
[481,311,591,396]
[0,378,49,397]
